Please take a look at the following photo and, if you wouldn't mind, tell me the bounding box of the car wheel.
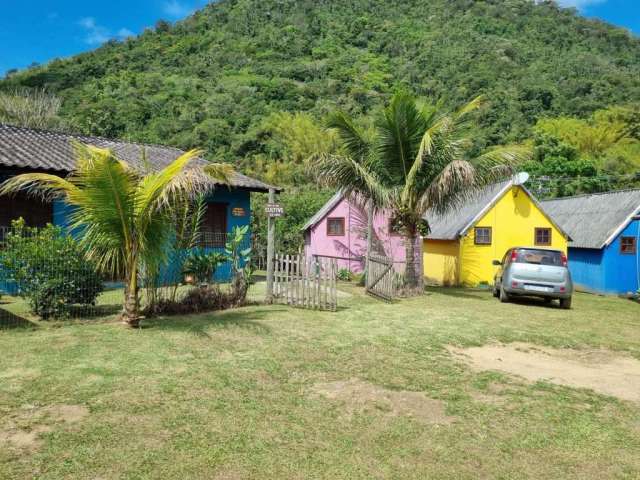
[543,297,552,304]
[560,297,572,309]
[499,286,510,303]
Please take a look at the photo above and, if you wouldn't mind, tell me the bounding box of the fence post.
[266,188,276,303]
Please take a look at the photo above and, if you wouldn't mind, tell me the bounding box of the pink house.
[302,191,414,273]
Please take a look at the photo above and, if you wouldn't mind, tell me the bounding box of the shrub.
[337,268,353,282]
[0,220,103,319]
[182,250,228,284]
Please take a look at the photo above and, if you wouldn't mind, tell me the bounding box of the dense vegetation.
[2,0,640,251]
[3,0,639,165]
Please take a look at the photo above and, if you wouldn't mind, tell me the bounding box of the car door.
[495,249,510,286]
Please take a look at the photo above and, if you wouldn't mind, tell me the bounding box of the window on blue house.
[620,237,636,254]
[0,192,52,229]
[201,202,227,247]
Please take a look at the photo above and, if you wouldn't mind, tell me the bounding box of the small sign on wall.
[232,207,247,217]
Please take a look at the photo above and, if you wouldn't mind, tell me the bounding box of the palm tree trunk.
[123,254,141,327]
[404,229,419,290]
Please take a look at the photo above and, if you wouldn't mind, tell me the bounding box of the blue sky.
[0,0,638,77]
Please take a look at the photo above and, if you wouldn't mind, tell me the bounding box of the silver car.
[492,247,573,309]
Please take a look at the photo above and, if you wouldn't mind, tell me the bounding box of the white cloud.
[555,0,608,9]
[117,28,135,39]
[78,17,134,45]
[163,0,196,18]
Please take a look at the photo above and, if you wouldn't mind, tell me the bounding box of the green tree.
[0,143,233,327]
[318,92,527,289]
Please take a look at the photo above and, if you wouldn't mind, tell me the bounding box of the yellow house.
[423,178,570,286]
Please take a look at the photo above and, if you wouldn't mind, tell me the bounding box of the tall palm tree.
[318,92,528,289]
[0,143,232,326]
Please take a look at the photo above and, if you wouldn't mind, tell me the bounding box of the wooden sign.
[265,203,284,217]
[231,207,246,217]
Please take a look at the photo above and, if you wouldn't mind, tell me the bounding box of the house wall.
[457,186,568,286]
[602,219,640,294]
[0,188,251,294]
[567,247,606,294]
[423,239,459,286]
[304,195,409,273]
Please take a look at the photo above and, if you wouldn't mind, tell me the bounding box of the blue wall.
[568,219,639,295]
[567,247,605,294]
[0,188,252,294]
[603,219,639,295]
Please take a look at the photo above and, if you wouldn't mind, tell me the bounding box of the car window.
[514,249,562,266]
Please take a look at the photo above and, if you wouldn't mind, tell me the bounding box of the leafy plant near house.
[318,92,528,290]
[225,225,253,302]
[183,250,228,284]
[337,268,354,282]
[0,142,233,327]
[0,219,103,319]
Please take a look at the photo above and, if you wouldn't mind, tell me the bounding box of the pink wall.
[304,194,411,273]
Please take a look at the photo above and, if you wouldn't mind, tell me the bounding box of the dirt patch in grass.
[312,379,454,425]
[0,404,89,451]
[449,343,640,402]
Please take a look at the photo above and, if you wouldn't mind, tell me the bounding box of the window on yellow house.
[535,228,552,246]
[474,227,492,245]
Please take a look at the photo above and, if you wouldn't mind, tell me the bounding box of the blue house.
[0,124,279,290]
[542,190,640,295]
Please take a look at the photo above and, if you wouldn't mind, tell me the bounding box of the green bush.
[337,268,354,282]
[182,250,228,284]
[0,220,104,319]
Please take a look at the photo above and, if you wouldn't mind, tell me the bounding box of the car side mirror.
[492,260,502,266]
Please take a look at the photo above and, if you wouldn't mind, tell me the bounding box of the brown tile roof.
[0,123,281,193]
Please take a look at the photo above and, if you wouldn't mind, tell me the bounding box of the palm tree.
[318,92,528,289]
[0,143,232,326]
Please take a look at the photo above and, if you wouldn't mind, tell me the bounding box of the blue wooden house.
[0,124,279,290]
[542,190,640,295]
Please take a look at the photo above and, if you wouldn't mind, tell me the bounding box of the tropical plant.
[0,87,62,129]
[0,219,103,319]
[225,225,252,276]
[183,250,228,284]
[318,92,528,289]
[0,143,233,326]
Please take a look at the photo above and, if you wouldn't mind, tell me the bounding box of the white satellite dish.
[513,171,530,185]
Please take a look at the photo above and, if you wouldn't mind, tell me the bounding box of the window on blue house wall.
[620,237,637,254]
[0,192,52,229]
[201,202,227,247]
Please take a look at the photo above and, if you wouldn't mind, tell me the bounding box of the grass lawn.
[1,284,639,479]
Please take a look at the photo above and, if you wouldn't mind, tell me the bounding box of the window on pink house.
[327,217,345,236]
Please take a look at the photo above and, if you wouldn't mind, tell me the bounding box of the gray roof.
[424,179,570,241]
[0,123,280,193]
[302,190,345,231]
[424,180,512,240]
[541,189,640,249]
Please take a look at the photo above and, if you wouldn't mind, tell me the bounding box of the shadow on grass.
[143,307,283,336]
[427,287,492,300]
[0,305,38,330]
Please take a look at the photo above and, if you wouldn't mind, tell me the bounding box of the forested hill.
[2,0,640,169]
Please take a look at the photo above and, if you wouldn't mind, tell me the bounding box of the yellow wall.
[423,239,459,286]
[422,186,568,286]
[459,186,568,286]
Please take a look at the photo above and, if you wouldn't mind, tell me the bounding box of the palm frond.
[0,173,77,201]
[316,153,389,208]
[325,111,371,162]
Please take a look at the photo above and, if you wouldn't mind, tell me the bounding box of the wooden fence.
[366,254,397,301]
[273,254,337,311]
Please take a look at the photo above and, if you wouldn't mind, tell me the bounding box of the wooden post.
[266,188,276,303]
[365,200,374,289]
